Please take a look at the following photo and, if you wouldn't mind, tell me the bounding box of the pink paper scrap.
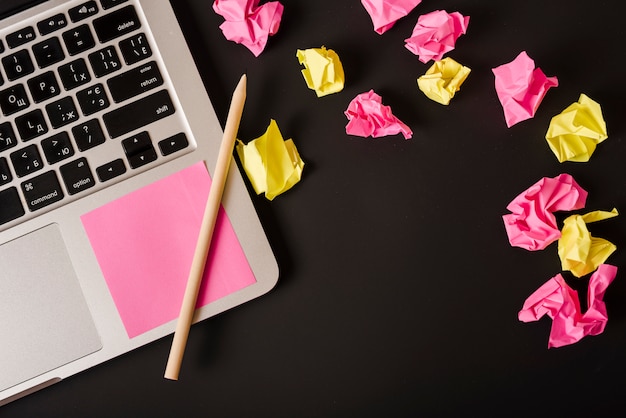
[502,173,587,251]
[518,264,617,348]
[344,90,413,139]
[213,0,284,57]
[81,162,257,338]
[404,10,469,63]
[492,51,558,127]
[360,0,422,34]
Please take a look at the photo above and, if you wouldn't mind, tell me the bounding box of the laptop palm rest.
[0,224,102,392]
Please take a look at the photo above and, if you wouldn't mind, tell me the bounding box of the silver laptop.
[0,0,278,405]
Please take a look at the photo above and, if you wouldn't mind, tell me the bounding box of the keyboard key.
[0,187,25,225]
[68,1,99,22]
[96,158,126,182]
[0,158,12,186]
[72,119,106,151]
[32,37,65,68]
[60,157,95,195]
[37,13,68,36]
[77,83,110,115]
[0,84,30,116]
[158,133,189,156]
[58,58,91,90]
[101,0,128,10]
[0,123,18,152]
[121,131,150,154]
[10,144,44,177]
[93,5,140,43]
[88,45,121,77]
[107,61,162,103]
[62,24,95,56]
[41,131,75,164]
[21,171,64,212]
[46,96,79,128]
[27,71,61,103]
[125,144,157,169]
[122,131,157,168]
[6,26,36,48]
[119,32,151,65]
[2,50,35,81]
[103,89,175,138]
[15,109,48,141]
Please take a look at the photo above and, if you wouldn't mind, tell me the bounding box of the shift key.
[103,89,175,138]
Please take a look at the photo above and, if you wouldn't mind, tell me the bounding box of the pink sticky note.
[502,173,587,251]
[492,51,558,127]
[213,0,284,57]
[518,264,617,348]
[404,10,470,63]
[81,162,256,338]
[361,0,422,34]
[344,90,412,139]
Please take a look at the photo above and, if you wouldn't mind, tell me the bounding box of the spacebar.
[103,90,175,138]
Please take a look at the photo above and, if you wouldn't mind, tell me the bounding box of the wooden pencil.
[164,74,247,380]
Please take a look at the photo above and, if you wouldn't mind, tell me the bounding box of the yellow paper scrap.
[236,119,304,200]
[545,94,608,162]
[558,208,618,277]
[296,46,345,97]
[417,57,471,105]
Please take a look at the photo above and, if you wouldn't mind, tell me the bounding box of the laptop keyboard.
[0,0,194,228]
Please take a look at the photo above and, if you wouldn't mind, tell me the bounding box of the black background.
[6,0,626,416]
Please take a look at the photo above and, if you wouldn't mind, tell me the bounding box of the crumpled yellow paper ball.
[236,119,305,200]
[417,57,471,105]
[545,94,608,162]
[558,208,618,277]
[296,46,345,97]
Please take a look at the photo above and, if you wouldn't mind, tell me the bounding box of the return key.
[107,60,163,103]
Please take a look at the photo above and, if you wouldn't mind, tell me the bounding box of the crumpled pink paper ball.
[213,0,284,57]
[344,90,412,139]
[361,0,422,34]
[404,10,469,63]
[502,173,587,251]
[518,264,617,348]
[492,51,558,127]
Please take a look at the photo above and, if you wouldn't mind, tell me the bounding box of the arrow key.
[127,148,157,169]
[122,131,157,169]
[96,158,126,182]
[158,133,188,156]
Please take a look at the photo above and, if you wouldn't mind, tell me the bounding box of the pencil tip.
[238,74,247,91]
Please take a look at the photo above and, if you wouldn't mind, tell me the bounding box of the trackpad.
[0,224,102,392]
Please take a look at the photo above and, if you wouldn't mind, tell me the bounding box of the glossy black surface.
[0,0,45,20]
[6,1,626,416]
